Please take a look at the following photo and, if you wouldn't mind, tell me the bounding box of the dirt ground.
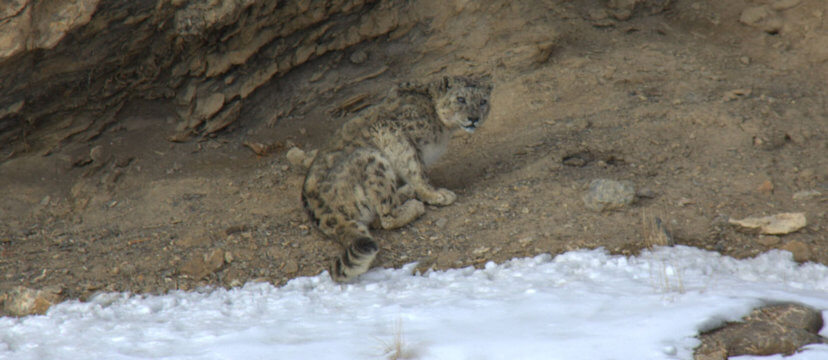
[1,0,826,313]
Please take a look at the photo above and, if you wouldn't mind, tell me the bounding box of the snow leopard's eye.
[480,99,487,106]
[456,96,466,104]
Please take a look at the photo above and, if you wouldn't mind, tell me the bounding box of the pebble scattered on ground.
[582,179,636,212]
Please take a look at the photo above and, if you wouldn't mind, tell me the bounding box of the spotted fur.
[302,76,493,282]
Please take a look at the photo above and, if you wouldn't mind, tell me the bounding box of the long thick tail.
[304,186,378,282]
[330,236,378,282]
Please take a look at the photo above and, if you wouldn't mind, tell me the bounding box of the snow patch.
[1,246,826,360]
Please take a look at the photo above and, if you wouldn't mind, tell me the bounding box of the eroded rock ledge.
[0,0,416,154]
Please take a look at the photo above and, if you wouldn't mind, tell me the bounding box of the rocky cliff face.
[0,0,415,154]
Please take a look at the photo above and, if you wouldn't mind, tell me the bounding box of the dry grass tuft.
[642,210,673,249]
[378,318,419,360]
[650,260,686,294]
[642,211,685,294]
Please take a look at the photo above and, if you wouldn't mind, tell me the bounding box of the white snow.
[2,246,827,360]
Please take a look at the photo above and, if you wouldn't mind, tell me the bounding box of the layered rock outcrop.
[0,0,415,152]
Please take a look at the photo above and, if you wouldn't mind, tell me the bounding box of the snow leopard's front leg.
[385,140,456,206]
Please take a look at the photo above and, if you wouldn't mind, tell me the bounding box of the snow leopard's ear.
[428,76,451,97]
[480,75,493,91]
[438,76,451,92]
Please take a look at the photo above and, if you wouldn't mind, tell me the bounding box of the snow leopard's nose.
[468,116,479,124]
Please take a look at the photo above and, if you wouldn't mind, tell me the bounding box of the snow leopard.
[302,75,493,282]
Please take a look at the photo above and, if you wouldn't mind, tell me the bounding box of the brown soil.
[1,0,826,312]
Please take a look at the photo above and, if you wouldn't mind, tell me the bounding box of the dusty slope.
[1,0,826,319]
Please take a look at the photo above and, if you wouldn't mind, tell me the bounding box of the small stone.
[792,190,821,201]
[755,235,781,247]
[611,9,632,21]
[723,88,751,102]
[179,249,225,280]
[205,249,225,271]
[756,180,774,194]
[729,212,806,235]
[518,236,534,246]
[283,260,299,274]
[740,56,751,65]
[286,147,316,168]
[285,147,307,167]
[563,157,587,167]
[780,240,811,262]
[224,251,234,264]
[636,187,657,199]
[771,0,800,11]
[89,145,106,163]
[435,217,448,228]
[588,8,609,21]
[739,6,771,27]
[349,49,368,64]
[472,246,490,255]
[738,5,784,33]
[676,197,694,207]
[243,141,270,156]
[1,286,62,317]
[582,179,636,212]
[179,257,209,280]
